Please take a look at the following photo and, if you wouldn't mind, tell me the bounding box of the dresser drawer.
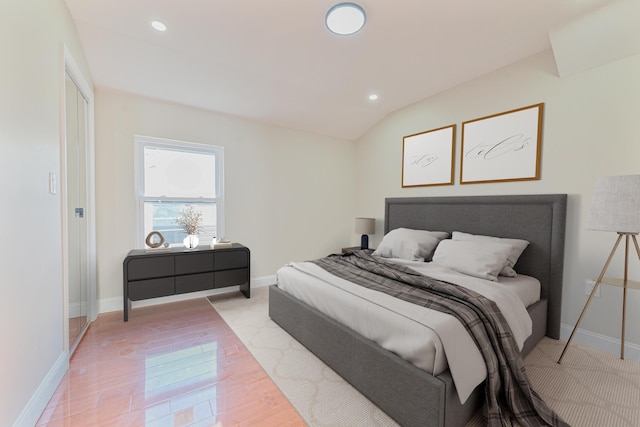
[175,252,214,275]
[175,272,214,294]
[214,269,248,288]
[213,250,248,270]
[128,277,174,300]
[127,256,174,280]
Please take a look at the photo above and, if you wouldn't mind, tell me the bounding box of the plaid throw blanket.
[310,250,568,427]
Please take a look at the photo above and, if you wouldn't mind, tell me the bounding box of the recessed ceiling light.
[325,3,366,36]
[368,94,379,101]
[151,20,167,32]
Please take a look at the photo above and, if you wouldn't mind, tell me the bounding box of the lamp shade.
[355,217,375,235]
[588,175,640,233]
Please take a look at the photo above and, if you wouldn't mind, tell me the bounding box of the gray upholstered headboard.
[384,194,567,339]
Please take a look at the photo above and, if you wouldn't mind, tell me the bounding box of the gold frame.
[401,124,456,188]
[460,103,543,184]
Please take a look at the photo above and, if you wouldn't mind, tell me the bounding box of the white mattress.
[497,273,541,307]
[275,257,538,403]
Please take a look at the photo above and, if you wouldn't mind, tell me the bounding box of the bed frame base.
[269,285,484,427]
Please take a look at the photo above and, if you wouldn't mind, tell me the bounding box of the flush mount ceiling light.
[151,20,167,32]
[326,3,366,36]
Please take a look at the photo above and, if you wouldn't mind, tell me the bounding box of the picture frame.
[402,124,455,188]
[460,103,543,184]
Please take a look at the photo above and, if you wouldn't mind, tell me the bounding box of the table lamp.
[355,217,375,249]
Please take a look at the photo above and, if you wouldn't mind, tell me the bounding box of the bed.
[269,194,567,426]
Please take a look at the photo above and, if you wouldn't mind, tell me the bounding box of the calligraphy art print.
[402,124,455,188]
[461,103,543,184]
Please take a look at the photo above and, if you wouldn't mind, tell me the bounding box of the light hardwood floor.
[37,296,305,426]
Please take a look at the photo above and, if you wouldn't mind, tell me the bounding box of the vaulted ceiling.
[64,0,613,140]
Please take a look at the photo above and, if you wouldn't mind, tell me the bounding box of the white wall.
[355,49,640,352]
[0,1,93,425]
[94,90,356,302]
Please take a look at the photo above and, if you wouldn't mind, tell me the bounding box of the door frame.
[61,44,97,354]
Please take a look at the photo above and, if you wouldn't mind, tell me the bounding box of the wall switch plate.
[585,279,600,298]
[49,172,57,195]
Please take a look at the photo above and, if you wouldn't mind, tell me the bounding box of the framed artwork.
[402,124,455,188]
[460,103,543,184]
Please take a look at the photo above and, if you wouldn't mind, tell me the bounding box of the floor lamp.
[558,175,640,363]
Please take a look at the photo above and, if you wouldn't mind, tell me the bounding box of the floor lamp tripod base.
[558,233,640,363]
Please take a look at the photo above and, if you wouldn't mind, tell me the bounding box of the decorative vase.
[183,234,199,249]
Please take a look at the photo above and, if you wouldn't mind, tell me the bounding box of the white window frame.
[134,135,224,248]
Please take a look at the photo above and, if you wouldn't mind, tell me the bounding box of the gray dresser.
[123,243,250,321]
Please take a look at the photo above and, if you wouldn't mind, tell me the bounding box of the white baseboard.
[99,275,277,314]
[251,275,277,288]
[69,301,88,318]
[560,323,640,361]
[13,352,68,427]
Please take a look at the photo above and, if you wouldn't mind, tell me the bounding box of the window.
[135,136,224,247]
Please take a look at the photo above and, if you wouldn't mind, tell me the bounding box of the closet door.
[65,71,89,352]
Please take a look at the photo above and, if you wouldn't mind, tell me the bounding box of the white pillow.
[373,228,449,262]
[451,231,529,277]
[432,239,514,281]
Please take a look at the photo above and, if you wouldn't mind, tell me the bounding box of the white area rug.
[208,287,397,426]
[209,287,640,427]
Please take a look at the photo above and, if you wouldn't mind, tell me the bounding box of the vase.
[183,234,199,249]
